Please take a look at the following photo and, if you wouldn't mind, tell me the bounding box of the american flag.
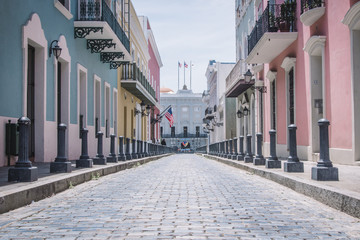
[178,61,182,68]
[184,62,188,68]
[165,107,174,127]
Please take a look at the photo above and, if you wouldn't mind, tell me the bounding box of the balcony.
[120,63,157,106]
[300,0,325,26]
[74,0,131,68]
[204,107,215,120]
[225,59,252,97]
[246,2,298,64]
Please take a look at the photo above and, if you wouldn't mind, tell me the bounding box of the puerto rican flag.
[165,107,174,127]
[184,62,188,68]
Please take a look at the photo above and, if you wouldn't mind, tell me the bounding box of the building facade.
[139,16,163,143]
[0,0,162,167]
[204,60,236,144]
[225,0,360,165]
[0,0,131,167]
[160,86,208,150]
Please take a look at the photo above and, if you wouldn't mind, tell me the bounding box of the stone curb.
[0,154,172,214]
[201,154,360,219]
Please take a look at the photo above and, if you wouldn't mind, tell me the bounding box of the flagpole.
[183,61,185,88]
[177,62,179,91]
[190,61,192,90]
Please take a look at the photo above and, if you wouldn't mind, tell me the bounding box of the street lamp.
[243,106,249,116]
[49,40,62,60]
[146,105,151,115]
[237,109,243,118]
[244,69,253,83]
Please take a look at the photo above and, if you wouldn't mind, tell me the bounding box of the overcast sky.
[132,0,236,94]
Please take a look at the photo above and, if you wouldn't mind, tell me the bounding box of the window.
[171,127,175,137]
[196,126,200,137]
[94,76,101,136]
[160,127,163,137]
[182,107,188,112]
[78,64,87,138]
[183,126,188,138]
[54,0,73,20]
[105,84,110,138]
[289,68,295,125]
[271,80,276,130]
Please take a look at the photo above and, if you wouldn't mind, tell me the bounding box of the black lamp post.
[49,40,62,60]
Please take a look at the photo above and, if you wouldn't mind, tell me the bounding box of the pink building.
[227,0,360,165]
[139,16,163,142]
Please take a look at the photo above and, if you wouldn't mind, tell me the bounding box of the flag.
[184,62,188,68]
[165,107,174,127]
[178,61,182,68]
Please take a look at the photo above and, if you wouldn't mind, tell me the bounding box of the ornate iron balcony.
[77,0,130,52]
[248,2,297,56]
[120,63,156,101]
[301,0,324,14]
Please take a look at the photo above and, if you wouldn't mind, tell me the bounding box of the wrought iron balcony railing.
[248,2,297,56]
[301,0,324,14]
[78,0,130,52]
[120,63,156,100]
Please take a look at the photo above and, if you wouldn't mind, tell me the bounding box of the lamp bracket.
[251,85,267,93]
[74,27,103,38]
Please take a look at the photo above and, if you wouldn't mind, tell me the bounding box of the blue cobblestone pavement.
[0,154,359,239]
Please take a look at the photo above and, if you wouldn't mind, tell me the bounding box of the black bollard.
[244,134,253,163]
[125,137,132,160]
[144,141,148,157]
[253,133,265,165]
[227,139,233,159]
[8,117,38,182]
[266,129,281,168]
[50,123,72,173]
[225,140,229,158]
[137,140,142,158]
[311,119,338,181]
[284,124,304,172]
[232,137,238,160]
[131,139,138,159]
[76,128,93,168]
[118,136,126,161]
[237,136,245,161]
[93,131,107,165]
[107,134,118,163]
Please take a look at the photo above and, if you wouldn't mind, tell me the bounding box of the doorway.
[27,45,35,160]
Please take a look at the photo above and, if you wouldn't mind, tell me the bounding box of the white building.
[203,60,236,143]
[160,86,207,150]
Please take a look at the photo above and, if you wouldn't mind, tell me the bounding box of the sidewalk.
[201,154,360,219]
[0,154,171,214]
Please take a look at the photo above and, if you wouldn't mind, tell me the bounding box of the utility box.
[6,121,19,156]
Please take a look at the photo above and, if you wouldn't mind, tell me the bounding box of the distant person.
[161,139,166,145]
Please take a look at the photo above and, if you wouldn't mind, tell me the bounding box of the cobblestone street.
[0,154,360,239]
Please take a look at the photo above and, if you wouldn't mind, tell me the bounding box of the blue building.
[0,0,131,166]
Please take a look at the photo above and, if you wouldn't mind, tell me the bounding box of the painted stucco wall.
[0,0,121,166]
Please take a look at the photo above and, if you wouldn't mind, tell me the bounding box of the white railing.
[225,59,246,91]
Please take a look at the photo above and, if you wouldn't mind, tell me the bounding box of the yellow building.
[116,1,157,141]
